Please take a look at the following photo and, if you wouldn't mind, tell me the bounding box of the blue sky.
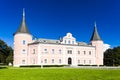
[0,0,120,48]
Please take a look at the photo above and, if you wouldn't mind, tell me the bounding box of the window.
[59,49,62,54]
[52,49,54,53]
[22,60,25,64]
[72,41,74,44]
[68,50,72,54]
[44,49,47,53]
[52,59,54,63]
[89,60,91,64]
[84,60,86,64]
[68,40,71,44]
[44,49,47,51]
[33,59,35,64]
[89,51,91,55]
[22,40,26,45]
[84,51,86,55]
[65,40,66,44]
[59,59,61,64]
[78,60,80,64]
[78,51,80,54]
[33,49,35,54]
[22,49,26,54]
[44,59,47,63]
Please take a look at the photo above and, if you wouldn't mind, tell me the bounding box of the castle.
[13,10,104,67]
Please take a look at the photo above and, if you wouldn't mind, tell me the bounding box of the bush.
[0,66,7,69]
[20,65,66,67]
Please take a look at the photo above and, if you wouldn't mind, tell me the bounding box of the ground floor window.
[44,59,47,63]
[52,59,54,63]
[59,59,61,64]
[33,59,35,64]
[22,60,25,64]
[89,60,91,64]
[78,60,80,64]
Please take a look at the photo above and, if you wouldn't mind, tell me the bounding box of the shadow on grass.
[0,66,8,69]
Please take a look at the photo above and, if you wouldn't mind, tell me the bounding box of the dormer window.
[65,40,66,44]
[68,40,71,44]
[61,33,77,45]
[72,41,74,44]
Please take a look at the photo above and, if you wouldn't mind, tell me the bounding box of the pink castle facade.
[13,10,104,67]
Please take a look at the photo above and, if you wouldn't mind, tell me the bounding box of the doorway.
[68,57,72,65]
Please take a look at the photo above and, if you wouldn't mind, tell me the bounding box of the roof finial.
[94,21,96,27]
[23,8,25,17]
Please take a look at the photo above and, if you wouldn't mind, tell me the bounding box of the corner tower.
[13,9,32,66]
[90,22,103,66]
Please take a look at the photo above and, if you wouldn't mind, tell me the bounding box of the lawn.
[0,67,120,80]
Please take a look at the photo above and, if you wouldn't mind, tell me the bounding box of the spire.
[14,8,30,35]
[90,22,101,41]
[23,8,25,18]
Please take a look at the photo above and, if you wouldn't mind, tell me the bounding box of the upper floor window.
[22,40,26,45]
[44,49,48,53]
[78,51,80,54]
[68,50,72,54]
[52,49,54,53]
[59,49,62,54]
[33,49,35,54]
[65,40,66,44]
[84,51,86,55]
[89,51,91,55]
[22,49,26,54]
[72,41,74,44]
[68,40,71,44]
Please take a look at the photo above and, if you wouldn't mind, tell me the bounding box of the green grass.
[0,67,120,80]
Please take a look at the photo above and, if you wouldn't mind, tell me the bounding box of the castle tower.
[13,9,32,66]
[90,22,104,66]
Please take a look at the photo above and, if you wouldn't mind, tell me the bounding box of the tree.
[6,48,13,64]
[0,39,13,65]
[104,46,120,66]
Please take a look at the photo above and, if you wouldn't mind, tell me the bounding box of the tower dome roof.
[90,22,102,41]
[14,9,30,35]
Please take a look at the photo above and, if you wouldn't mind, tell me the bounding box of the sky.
[0,0,120,48]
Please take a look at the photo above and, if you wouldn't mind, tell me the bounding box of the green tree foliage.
[0,39,13,65]
[104,46,120,66]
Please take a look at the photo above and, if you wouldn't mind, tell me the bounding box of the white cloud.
[103,44,111,52]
